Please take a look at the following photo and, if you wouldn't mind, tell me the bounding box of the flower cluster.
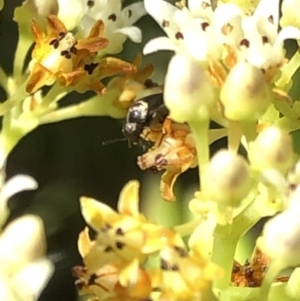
[2,0,300,301]
[0,169,53,300]
[73,181,222,301]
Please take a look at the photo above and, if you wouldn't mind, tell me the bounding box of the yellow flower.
[154,233,222,301]
[26,15,136,94]
[73,259,152,301]
[78,181,164,272]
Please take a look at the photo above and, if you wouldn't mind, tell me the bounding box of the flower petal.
[275,26,300,45]
[1,174,38,200]
[0,215,46,272]
[188,0,213,19]
[14,259,54,300]
[57,0,88,30]
[122,2,147,26]
[78,227,94,258]
[115,26,142,43]
[144,0,180,37]
[117,180,140,217]
[80,197,120,231]
[143,37,177,54]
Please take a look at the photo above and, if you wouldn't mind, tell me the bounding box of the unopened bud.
[203,149,252,207]
[248,126,294,174]
[23,0,58,16]
[280,0,300,28]
[258,208,300,267]
[164,54,217,123]
[220,61,271,121]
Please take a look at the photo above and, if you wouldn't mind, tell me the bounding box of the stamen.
[160,259,169,270]
[88,273,98,285]
[171,264,180,271]
[201,2,211,9]
[116,227,125,236]
[58,32,66,39]
[101,223,112,232]
[70,46,77,54]
[127,9,132,18]
[175,32,184,40]
[162,20,170,28]
[262,36,269,44]
[115,241,125,250]
[201,22,210,31]
[60,50,71,59]
[87,0,94,8]
[173,246,188,257]
[222,23,233,35]
[49,39,59,49]
[268,15,274,24]
[240,39,250,48]
[108,14,117,21]
[84,62,99,75]
[104,245,113,252]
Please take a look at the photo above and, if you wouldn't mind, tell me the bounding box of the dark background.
[0,1,204,300]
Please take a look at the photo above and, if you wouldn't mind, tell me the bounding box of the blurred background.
[0,1,215,300]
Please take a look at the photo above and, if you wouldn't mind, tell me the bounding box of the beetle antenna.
[102,137,127,145]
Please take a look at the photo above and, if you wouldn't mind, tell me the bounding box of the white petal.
[144,0,180,35]
[14,259,54,300]
[143,37,178,54]
[57,0,87,30]
[276,26,300,45]
[78,14,96,38]
[122,2,147,26]
[254,0,280,27]
[213,3,243,31]
[188,0,213,19]
[1,174,38,200]
[0,215,46,272]
[115,26,142,43]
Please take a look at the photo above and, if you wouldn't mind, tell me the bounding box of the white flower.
[0,215,53,301]
[22,0,87,30]
[228,0,300,71]
[0,173,38,228]
[143,0,243,61]
[79,0,146,55]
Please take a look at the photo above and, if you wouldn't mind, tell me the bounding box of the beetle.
[122,92,169,150]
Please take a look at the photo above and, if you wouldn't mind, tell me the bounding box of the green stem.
[0,67,8,91]
[212,231,239,289]
[0,80,29,116]
[40,92,126,124]
[174,218,202,237]
[212,193,262,289]
[41,83,68,109]
[189,119,210,189]
[228,121,242,153]
[240,120,257,143]
[259,260,284,301]
[276,49,300,92]
[13,18,33,80]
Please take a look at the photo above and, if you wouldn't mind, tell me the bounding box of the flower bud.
[257,208,300,267]
[248,126,294,174]
[220,61,271,121]
[164,54,217,123]
[203,149,252,207]
[280,0,300,28]
[23,0,58,17]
